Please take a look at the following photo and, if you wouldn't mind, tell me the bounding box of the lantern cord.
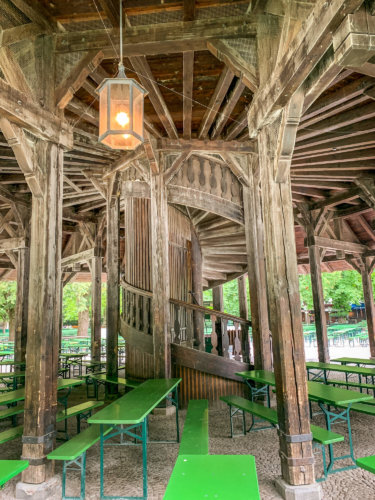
[76,0,250,131]
[119,0,125,75]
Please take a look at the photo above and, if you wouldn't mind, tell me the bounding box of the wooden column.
[360,259,375,358]
[237,275,250,363]
[150,168,171,378]
[91,255,102,363]
[21,140,63,484]
[106,177,120,383]
[308,244,329,363]
[259,121,314,486]
[14,246,30,365]
[191,227,204,350]
[243,156,272,370]
[212,285,224,356]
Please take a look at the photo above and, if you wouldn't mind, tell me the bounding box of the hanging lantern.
[97,69,147,150]
[97,0,147,150]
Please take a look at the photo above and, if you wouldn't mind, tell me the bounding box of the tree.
[0,282,17,339]
[63,283,92,336]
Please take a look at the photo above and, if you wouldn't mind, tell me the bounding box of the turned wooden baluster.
[174,304,181,344]
[222,318,229,358]
[211,314,218,355]
[234,322,241,361]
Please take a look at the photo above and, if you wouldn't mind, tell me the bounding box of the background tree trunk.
[8,310,15,341]
[78,309,90,337]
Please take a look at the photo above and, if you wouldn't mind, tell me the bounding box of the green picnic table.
[59,353,86,377]
[236,370,372,475]
[88,373,141,399]
[88,378,181,500]
[306,361,375,385]
[0,371,25,391]
[0,378,83,408]
[332,357,375,367]
[164,454,260,500]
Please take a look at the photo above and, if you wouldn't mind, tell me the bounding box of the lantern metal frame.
[96,75,148,150]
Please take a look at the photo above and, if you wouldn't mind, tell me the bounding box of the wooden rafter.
[183,51,194,140]
[129,56,178,139]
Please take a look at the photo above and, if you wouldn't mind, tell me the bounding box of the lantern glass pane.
[109,82,131,132]
[98,85,108,137]
[133,86,143,138]
[101,134,142,150]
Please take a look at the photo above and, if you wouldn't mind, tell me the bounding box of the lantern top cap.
[96,74,148,96]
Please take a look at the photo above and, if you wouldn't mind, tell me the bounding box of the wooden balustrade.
[121,281,251,362]
[170,298,251,362]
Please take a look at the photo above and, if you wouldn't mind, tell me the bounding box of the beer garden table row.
[237,369,372,475]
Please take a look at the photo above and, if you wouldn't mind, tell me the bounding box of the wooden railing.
[170,298,251,363]
[121,280,153,336]
[121,281,251,363]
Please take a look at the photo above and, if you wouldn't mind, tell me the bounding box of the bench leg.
[228,406,246,438]
[62,452,86,500]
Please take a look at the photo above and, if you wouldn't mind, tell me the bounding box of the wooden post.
[150,167,171,378]
[14,246,30,365]
[21,140,63,484]
[259,120,314,486]
[237,275,250,363]
[308,244,329,363]
[91,255,102,362]
[212,285,224,356]
[191,227,204,350]
[360,258,375,358]
[106,177,120,384]
[243,156,272,370]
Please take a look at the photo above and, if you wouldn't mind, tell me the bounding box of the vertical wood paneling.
[173,364,248,408]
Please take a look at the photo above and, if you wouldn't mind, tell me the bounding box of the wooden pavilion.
[1,0,375,498]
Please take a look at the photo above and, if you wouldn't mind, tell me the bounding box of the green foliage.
[299,270,364,313]
[63,283,91,323]
[62,282,107,325]
[0,282,17,322]
[203,278,250,317]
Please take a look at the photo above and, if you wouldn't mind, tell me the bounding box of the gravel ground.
[1,378,375,500]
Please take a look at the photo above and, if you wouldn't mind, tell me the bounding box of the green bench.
[56,400,104,440]
[48,424,113,500]
[0,401,104,445]
[220,395,344,481]
[179,399,209,456]
[0,460,29,487]
[356,455,375,474]
[87,374,141,399]
[325,379,375,396]
[0,425,23,445]
[165,399,260,499]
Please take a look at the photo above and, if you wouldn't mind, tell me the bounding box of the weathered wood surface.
[22,141,63,484]
[91,255,102,363]
[243,156,272,371]
[150,168,171,378]
[106,175,120,383]
[259,119,314,486]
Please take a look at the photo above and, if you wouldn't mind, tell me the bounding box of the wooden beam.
[102,146,145,179]
[143,133,159,174]
[0,46,33,98]
[207,39,258,92]
[211,78,245,139]
[184,0,196,21]
[11,0,61,32]
[91,255,102,362]
[0,237,26,252]
[198,66,234,139]
[225,106,248,140]
[54,16,257,56]
[0,78,72,148]
[98,0,119,27]
[0,23,47,49]
[157,138,254,153]
[129,56,178,139]
[183,51,194,140]
[309,187,361,210]
[61,248,96,268]
[55,50,104,109]
[248,0,364,137]
[307,235,369,254]
[221,153,250,186]
[164,151,192,184]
